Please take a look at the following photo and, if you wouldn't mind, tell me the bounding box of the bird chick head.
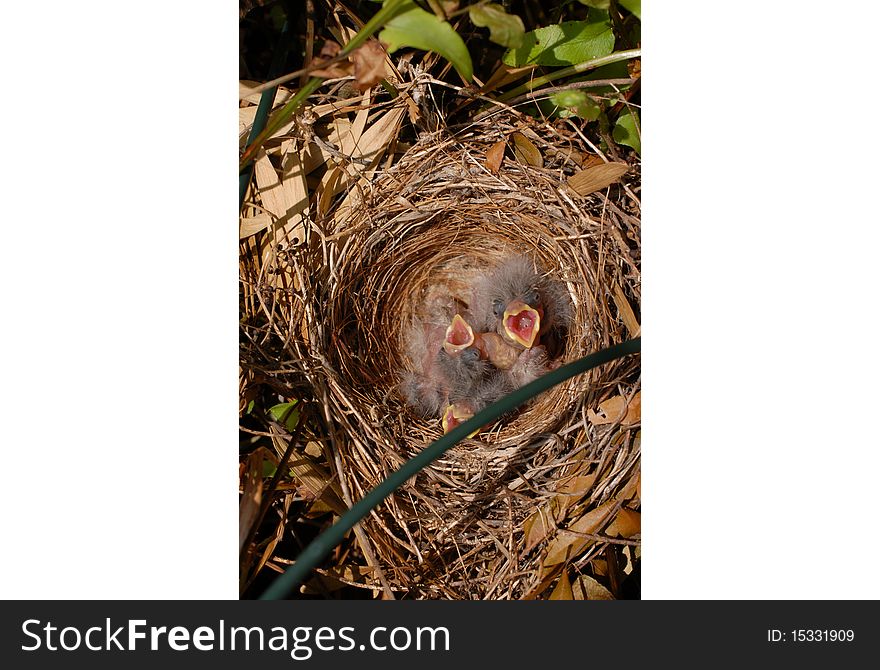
[498,299,542,349]
[473,256,557,349]
[442,313,476,354]
[488,285,543,349]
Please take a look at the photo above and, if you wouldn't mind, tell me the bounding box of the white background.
[1,1,877,599]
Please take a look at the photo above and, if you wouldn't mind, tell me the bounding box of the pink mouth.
[441,404,477,436]
[502,301,542,348]
[442,314,475,354]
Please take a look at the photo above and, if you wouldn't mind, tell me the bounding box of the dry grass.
[240,68,641,599]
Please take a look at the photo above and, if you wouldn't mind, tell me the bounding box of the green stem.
[259,337,641,600]
[497,48,641,103]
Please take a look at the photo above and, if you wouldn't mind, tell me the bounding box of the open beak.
[441,404,478,437]
[442,314,475,354]
[502,300,542,348]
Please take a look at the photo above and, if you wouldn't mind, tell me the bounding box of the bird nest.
[242,110,641,599]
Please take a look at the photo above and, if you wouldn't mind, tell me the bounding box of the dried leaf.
[543,500,616,567]
[238,105,296,142]
[605,508,641,538]
[253,150,308,245]
[618,466,640,504]
[239,451,264,552]
[576,575,614,600]
[511,132,543,168]
[486,139,506,173]
[587,391,640,426]
[319,41,341,58]
[268,427,347,516]
[480,62,538,93]
[301,565,375,594]
[557,474,597,497]
[311,62,354,79]
[549,570,574,600]
[254,147,309,287]
[239,214,272,239]
[254,492,293,575]
[523,504,554,552]
[522,566,563,600]
[310,41,351,79]
[582,154,606,168]
[554,473,596,520]
[239,80,293,106]
[332,106,406,225]
[612,283,640,336]
[567,162,629,195]
[351,40,388,91]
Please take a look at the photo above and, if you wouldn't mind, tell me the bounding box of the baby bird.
[401,257,572,432]
[401,300,508,429]
[441,368,512,434]
[471,255,572,353]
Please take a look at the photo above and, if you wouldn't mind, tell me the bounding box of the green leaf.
[503,12,614,67]
[613,108,640,155]
[269,401,301,431]
[548,90,601,121]
[469,3,525,48]
[576,0,610,8]
[618,0,641,20]
[379,1,473,81]
[262,460,278,478]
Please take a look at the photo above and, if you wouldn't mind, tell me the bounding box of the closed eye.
[461,347,480,363]
[492,299,504,317]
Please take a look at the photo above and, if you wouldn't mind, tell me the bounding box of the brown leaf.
[523,504,554,552]
[268,428,347,516]
[567,162,629,195]
[587,391,641,426]
[351,40,388,91]
[522,567,562,600]
[549,570,574,600]
[511,132,543,168]
[255,492,293,575]
[311,41,352,79]
[557,473,597,497]
[319,41,341,59]
[576,575,615,600]
[612,283,640,337]
[239,214,272,239]
[311,62,354,79]
[542,500,616,567]
[486,139,506,174]
[554,473,596,521]
[239,451,264,553]
[481,63,538,93]
[582,154,606,169]
[300,566,375,594]
[605,508,641,539]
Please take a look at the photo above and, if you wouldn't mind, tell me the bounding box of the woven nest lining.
[266,114,640,598]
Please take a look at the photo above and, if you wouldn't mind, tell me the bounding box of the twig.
[503,78,636,107]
